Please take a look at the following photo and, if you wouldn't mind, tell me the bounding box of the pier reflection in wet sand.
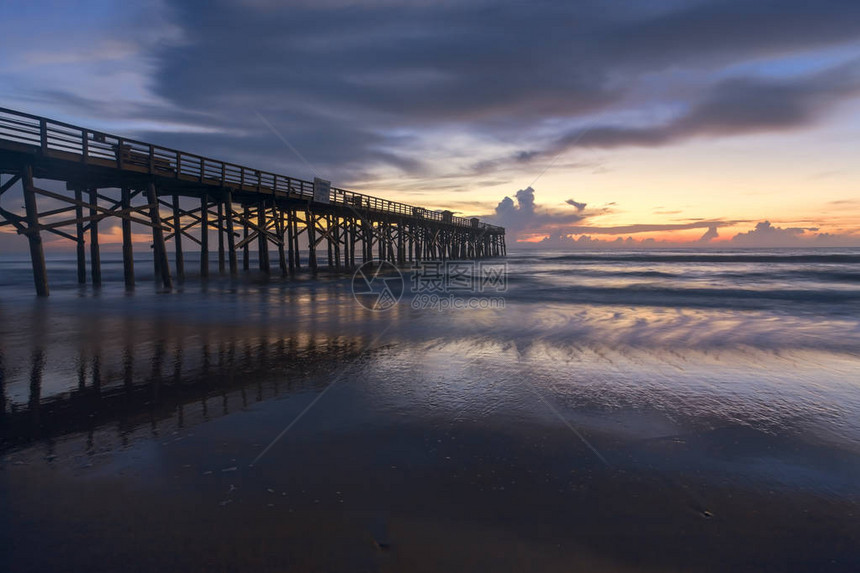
[0,283,381,455]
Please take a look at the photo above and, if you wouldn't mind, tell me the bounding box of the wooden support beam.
[361,220,370,264]
[0,173,21,196]
[217,199,225,273]
[225,190,237,276]
[42,227,78,242]
[326,215,334,269]
[172,195,185,281]
[257,201,270,274]
[408,223,414,263]
[160,200,203,221]
[164,218,199,242]
[397,222,405,264]
[89,188,101,287]
[242,205,250,271]
[22,165,49,296]
[276,207,287,275]
[306,210,317,270]
[235,231,260,250]
[147,183,172,289]
[348,218,356,269]
[0,207,25,231]
[292,209,301,270]
[333,216,341,269]
[200,194,209,279]
[37,205,78,218]
[285,209,295,271]
[30,185,158,231]
[74,188,86,284]
[121,187,135,289]
[377,222,386,261]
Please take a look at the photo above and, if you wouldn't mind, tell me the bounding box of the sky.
[1,0,860,249]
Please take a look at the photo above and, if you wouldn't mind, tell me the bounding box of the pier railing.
[0,106,503,232]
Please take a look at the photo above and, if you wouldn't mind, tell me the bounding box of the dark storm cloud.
[31,0,860,182]
[154,0,860,115]
[530,61,860,157]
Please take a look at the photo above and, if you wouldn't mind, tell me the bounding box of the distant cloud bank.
[488,188,860,249]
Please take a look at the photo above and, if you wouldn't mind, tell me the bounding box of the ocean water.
[1,248,859,572]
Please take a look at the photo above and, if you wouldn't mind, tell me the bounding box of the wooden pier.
[0,107,506,295]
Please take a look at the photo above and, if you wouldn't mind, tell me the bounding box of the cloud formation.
[730,221,812,246]
[698,226,720,243]
[493,187,591,239]
[524,62,860,161]
[2,0,860,254]
[6,0,860,187]
[137,0,860,183]
[566,199,588,212]
[488,187,860,248]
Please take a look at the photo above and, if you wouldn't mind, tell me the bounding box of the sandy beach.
[2,251,859,572]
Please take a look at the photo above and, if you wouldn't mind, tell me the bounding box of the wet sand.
[2,270,860,572]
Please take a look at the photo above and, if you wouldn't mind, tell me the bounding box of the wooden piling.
[348,218,356,269]
[22,165,49,296]
[276,207,287,275]
[326,215,334,269]
[306,210,317,270]
[224,190,237,275]
[292,210,301,270]
[172,195,185,281]
[74,188,86,284]
[257,201,270,274]
[362,220,371,263]
[147,182,172,289]
[217,199,225,273]
[121,187,134,289]
[89,188,101,287]
[333,216,341,269]
[200,194,209,279]
[397,222,405,264]
[242,205,250,271]
[285,209,295,271]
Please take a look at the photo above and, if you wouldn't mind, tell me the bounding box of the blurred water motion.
[1,249,859,572]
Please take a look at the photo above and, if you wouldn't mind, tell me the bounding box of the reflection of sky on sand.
[2,255,860,501]
[3,279,860,456]
[358,336,860,452]
[438,303,860,352]
[2,261,859,572]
